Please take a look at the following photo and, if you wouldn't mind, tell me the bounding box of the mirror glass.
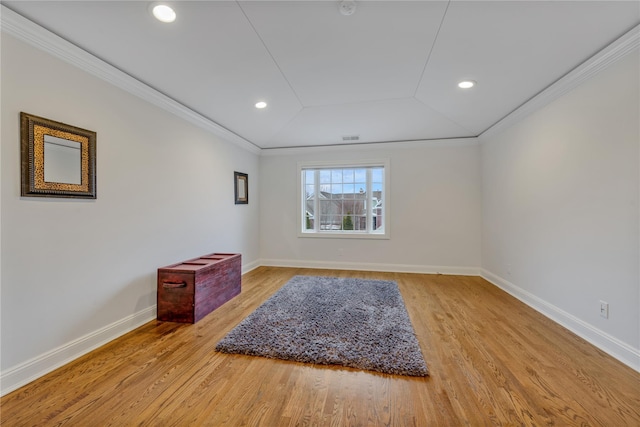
[21,112,96,199]
[44,135,82,185]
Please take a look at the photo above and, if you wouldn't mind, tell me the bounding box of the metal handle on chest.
[162,281,187,289]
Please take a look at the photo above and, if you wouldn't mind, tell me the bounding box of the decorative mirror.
[21,112,96,199]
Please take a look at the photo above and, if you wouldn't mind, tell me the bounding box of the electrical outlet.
[599,301,609,319]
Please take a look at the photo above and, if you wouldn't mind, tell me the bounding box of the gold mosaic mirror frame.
[21,112,96,199]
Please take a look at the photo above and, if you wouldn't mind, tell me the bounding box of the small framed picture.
[234,171,248,204]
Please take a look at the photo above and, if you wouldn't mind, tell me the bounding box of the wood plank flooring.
[2,267,639,426]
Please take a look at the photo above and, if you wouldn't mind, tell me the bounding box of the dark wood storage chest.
[157,253,241,323]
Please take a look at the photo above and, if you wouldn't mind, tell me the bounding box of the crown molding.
[260,137,479,156]
[3,5,637,154]
[480,23,640,141]
[0,5,261,155]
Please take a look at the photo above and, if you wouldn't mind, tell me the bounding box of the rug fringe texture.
[215,275,428,376]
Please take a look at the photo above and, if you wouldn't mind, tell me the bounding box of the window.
[299,160,389,239]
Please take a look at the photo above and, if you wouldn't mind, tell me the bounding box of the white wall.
[1,33,260,393]
[481,50,639,368]
[260,140,481,274]
[2,7,637,398]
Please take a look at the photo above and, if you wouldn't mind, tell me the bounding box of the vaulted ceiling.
[4,1,639,149]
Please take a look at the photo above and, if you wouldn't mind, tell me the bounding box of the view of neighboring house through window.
[300,161,388,238]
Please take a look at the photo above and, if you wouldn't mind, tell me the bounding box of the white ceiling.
[3,1,639,150]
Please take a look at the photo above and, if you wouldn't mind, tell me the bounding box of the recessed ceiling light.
[339,1,357,16]
[255,101,267,109]
[458,80,476,89]
[151,3,176,23]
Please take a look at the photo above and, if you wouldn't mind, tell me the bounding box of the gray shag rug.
[215,275,428,376]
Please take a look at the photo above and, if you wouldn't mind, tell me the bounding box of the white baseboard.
[4,264,636,397]
[260,258,480,276]
[0,259,265,396]
[0,306,156,397]
[481,269,640,373]
[242,259,262,274]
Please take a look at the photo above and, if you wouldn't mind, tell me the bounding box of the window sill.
[298,231,390,240]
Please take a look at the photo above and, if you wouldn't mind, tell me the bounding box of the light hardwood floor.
[2,267,639,426]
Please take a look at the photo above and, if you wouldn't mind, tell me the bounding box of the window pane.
[373,212,383,230]
[304,169,315,183]
[343,183,355,197]
[342,212,354,230]
[343,169,354,182]
[319,170,331,184]
[319,215,331,230]
[353,199,365,216]
[305,184,315,198]
[300,163,386,236]
[342,200,354,215]
[319,200,332,214]
[330,184,342,198]
[320,215,339,230]
[304,212,314,230]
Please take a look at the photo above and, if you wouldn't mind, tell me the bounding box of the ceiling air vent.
[342,135,360,141]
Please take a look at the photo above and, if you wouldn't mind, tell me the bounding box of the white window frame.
[297,159,390,239]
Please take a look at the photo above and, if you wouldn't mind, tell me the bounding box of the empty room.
[1,1,639,425]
